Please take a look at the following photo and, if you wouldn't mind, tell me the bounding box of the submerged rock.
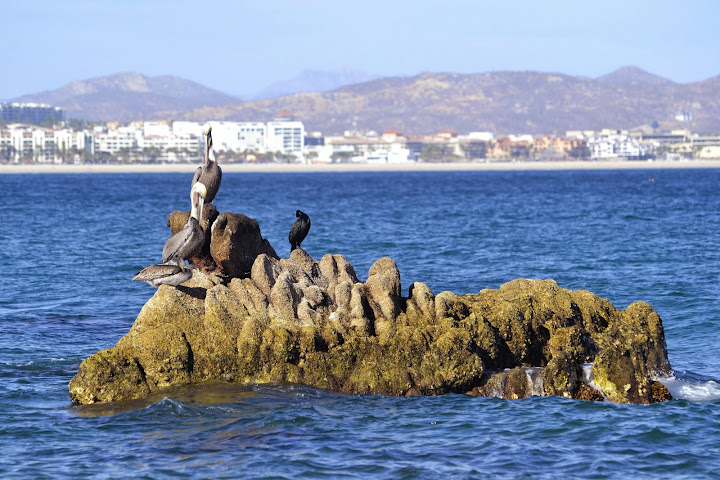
[69,210,674,405]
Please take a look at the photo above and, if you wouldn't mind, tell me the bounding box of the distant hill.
[10,72,239,122]
[167,70,720,135]
[596,66,675,86]
[253,67,379,100]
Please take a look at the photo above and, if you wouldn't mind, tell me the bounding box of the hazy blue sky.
[2,0,718,100]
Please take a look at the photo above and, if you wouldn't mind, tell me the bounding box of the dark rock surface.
[69,210,674,405]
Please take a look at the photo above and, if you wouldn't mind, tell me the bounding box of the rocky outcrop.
[69,210,674,406]
[167,206,278,276]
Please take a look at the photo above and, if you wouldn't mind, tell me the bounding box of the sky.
[1,0,719,100]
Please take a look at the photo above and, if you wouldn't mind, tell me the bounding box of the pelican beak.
[197,190,205,221]
[191,182,207,221]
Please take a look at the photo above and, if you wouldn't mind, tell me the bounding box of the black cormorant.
[288,210,311,251]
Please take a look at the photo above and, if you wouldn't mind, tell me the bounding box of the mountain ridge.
[253,67,380,100]
[10,72,239,123]
[168,70,720,134]
[595,66,676,86]
[10,68,720,134]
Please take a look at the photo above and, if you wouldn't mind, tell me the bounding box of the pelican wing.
[133,263,182,283]
[133,263,192,287]
[198,162,222,204]
[162,223,195,263]
[191,165,203,186]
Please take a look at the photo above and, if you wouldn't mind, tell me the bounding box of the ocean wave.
[657,375,720,402]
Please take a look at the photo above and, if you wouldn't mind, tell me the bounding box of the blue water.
[1,169,719,478]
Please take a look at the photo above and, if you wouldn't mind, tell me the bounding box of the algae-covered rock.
[591,344,653,404]
[68,348,151,404]
[70,210,674,406]
[574,383,604,402]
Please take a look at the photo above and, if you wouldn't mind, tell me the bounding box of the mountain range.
[10,72,239,123]
[10,67,720,135]
[253,67,379,100]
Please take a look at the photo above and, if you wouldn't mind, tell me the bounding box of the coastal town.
[2,102,719,165]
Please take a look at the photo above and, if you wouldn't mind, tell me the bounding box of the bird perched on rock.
[132,257,193,287]
[288,210,311,251]
[192,123,222,204]
[162,182,207,263]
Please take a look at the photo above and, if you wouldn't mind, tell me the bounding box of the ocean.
[1,169,719,478]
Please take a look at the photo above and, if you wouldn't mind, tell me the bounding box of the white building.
[172,121,202,137]
[143,122,172,137]
[588,134,651,160]
[207,121,242,151]
[267,120,305,156]
[466,131,495,141]
[95,127,139,154]
[359,143,411,163]
[237,122,267,153]
[0,124,93,163]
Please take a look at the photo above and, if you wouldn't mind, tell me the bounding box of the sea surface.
[1,169,719,479]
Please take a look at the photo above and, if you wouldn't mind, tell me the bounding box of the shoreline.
[1,159,719,174]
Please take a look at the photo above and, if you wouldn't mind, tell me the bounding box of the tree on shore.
[420,143,458,162]
[460,141,487,160]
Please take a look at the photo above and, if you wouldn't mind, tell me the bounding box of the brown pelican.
[288,210,311,251]
[192,123,222,204]
[132,257,193,287]
[162,182,207,263]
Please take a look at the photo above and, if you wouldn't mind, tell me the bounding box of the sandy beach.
[1,159,719,174]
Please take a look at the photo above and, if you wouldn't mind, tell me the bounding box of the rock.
[319,254,359,295]
[473,367,531,399]
[68,348,151,405]
[168,208,277,277]
[591,344,653,404]
[290,249,328,289]
[251,254,283,297]
[574,383,604,402]
[210,212,278,278]
[651,380,673,403]
[69,211,675,406]
[542,352,581,398]
[406,282,435,322]
[227,277,268,318]
[364,257,402,339]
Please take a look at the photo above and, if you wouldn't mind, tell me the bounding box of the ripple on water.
[1,170,720,478]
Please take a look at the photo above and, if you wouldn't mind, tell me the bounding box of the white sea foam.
[4,360,34,367]
[656,376,720,402]
[581,362,720,402]
[523,367,545,396]
[580,364,601,390]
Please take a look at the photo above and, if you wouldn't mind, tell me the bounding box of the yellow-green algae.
[69,249,673,406]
